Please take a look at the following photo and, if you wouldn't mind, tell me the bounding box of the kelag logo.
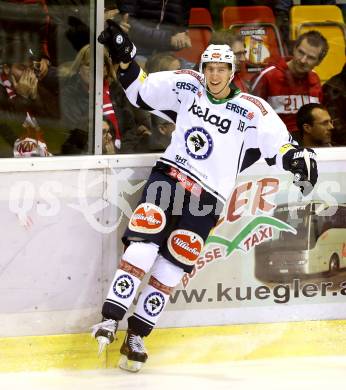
[182,178,297,287]
[188,99,232,134]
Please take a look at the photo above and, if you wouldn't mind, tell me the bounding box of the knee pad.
[122,241,159,273]
[150,254,185,287]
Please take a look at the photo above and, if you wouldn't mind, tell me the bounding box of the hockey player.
[92,20,318,372]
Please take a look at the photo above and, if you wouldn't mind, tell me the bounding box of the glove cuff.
[277,143,296,171]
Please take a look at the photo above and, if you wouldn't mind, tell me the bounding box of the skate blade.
[118,354,143,373]
[96,336,110,355]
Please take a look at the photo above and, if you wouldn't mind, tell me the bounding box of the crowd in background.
[0,0,345,158]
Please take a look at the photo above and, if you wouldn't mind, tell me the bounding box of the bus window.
[273,207,309,248]
[331,206,346,228]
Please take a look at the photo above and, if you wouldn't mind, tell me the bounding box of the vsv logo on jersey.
[185,127,213,160]
[188,99,231,134]
[129,203,166,234]
[168,229,204,265]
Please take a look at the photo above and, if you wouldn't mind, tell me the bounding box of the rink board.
[1,152,346,372]
[1,320,346,372]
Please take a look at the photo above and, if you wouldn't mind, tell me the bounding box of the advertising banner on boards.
[154,159,346,326]
[1,156,346,336]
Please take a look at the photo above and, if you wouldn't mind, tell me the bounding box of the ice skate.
[91,318,118,355]
[118,330,148,372]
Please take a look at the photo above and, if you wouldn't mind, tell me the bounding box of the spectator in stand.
[60,44,120,154]
[297,103,334,147]
[13,112,52,157]
[230,35,248,90]
[117,0,192,67]
[102,117,116,154]
[251,30,328,144]
[322,62,346,146]
[4,57,59,119]
[274,1,338,55]
[0,44,60,156]
[145,52,181,73]
[210,31,250,92]
[103,67,121,151]
[117,102,153,153]
[0,0,51,76]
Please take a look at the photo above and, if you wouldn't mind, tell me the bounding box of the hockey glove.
[281,145,318,196]
[98,19,136,64]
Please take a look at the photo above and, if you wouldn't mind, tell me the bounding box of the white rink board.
[0,149,345,337]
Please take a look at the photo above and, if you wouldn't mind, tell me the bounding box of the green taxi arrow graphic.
[205,216,296,257]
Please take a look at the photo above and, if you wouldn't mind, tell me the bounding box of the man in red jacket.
[251,30,328,144]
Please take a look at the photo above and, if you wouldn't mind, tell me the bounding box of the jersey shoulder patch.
[240,94,268,116]
[174,69,204,84]
[173,70,203,96]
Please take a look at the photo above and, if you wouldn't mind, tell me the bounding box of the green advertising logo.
[206,216,296,257]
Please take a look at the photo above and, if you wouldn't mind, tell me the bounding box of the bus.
[254,201,346,282]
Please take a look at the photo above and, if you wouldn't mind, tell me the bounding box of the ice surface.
[1,356,345,390]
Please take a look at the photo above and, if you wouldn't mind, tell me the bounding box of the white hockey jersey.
[119,62,293,203]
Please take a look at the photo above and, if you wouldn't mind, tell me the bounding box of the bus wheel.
[328,254,340,276]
